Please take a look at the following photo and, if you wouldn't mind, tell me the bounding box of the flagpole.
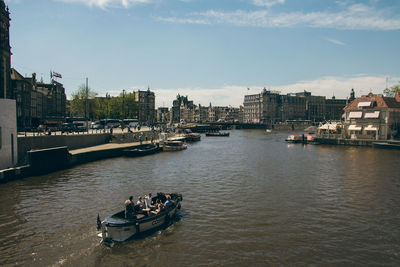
[86,77,89,132]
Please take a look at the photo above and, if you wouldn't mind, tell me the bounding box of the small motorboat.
[205,131,230,137]
[185,132,201,142]
[99,193,183,244]
[285,134,303,143]
[285,134,316,144]
[162,140,187,151]
[123,144,161,157]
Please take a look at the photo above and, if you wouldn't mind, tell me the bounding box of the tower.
[0,0,11,99]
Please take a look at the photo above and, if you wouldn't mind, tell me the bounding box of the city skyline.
[6,0,400,107]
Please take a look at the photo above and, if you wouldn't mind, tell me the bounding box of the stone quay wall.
[17,134,111,165]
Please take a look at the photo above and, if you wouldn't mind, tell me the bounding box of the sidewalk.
[69,141,150,155]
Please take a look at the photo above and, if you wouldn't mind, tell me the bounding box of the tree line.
[69,85,139,120]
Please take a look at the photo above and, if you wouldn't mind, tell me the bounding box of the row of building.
[156,89,351,126]
[243,88,350,125]
[156,94,241,124]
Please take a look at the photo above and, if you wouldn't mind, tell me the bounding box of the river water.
[1,130,400,266]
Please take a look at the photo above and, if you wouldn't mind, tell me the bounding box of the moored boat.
[123,144,161,157]
[99,193,183,244]
[162,140,187,151]
[205,131,230,137]
[285,134,303,143]
[185,132,201,142]
[285,134,316,144]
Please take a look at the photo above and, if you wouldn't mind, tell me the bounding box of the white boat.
[99,193,183,243]
[162,140,187,151]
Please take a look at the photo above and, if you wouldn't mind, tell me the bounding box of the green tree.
[106,91,138,119]
[391,82,400,93]
[70,84,98,119]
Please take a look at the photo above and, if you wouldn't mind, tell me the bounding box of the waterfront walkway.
[69,140,152,155]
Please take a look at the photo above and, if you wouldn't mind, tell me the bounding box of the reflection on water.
[1,130,400,266]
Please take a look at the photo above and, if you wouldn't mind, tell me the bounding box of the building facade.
[171,95,193,123]
[0,0,11,99]
[244,88,347,125]
[344,93,400,140]
[134,89,155,124]
[10,69,67,130]
[157,107,169,123]
[325,97,347,121]
[243,93,263,123]
[194,104,208,122]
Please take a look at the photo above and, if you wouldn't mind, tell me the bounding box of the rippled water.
[1,130,400,266]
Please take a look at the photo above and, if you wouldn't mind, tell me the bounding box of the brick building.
[0,0,11,99]
[134,89,155,124]
[344,93,400,140]
[10,69,67,130]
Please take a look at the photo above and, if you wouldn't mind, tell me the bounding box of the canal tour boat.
[162,140,187,151]
[205,131,230,137]
[123,144,161,157]
[99,193,183,244]
[285,134,303,143]
[285,134,316,144]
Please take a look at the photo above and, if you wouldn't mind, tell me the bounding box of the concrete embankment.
[315,138,374,147]
[0,141,155,183]
[316,137,400,149]
[1,130,163,183]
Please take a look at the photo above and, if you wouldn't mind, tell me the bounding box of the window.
[364,111,380,119]
[348,111,363,119]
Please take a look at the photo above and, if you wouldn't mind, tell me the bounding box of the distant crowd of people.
[124,193,174,219]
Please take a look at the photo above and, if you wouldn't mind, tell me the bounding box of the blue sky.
[5,0,400,107]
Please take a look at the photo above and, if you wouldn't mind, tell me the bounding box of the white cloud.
[324,37,346,46]
[157,4,400,30]
[56,0,152,9]
[148,75,399,108]
[252,0,285,7]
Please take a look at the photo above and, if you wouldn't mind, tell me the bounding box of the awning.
[358,101,373,108]
[364,111,380,119]
[319,123,338,130]
[364,125,378,131]
[348,125,362,131]
[348,111,363,119]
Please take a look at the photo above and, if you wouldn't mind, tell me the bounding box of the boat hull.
[123,144,160,157]
[163,144,187,151]
[205,132,230,137]
[101,193,182,243]
[185,134,201,142]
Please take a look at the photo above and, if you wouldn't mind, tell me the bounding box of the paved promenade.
[69,140,152,155]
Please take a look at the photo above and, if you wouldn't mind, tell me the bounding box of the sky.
[5,0,400,108]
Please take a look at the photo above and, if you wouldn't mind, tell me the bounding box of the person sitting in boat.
[150,203,162,215]
[144,194,154,210]
[124,196,135,219]
[164,195,174,208]
[136,196,151,215]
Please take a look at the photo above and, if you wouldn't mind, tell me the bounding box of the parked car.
[90,121,102,129]
[61,123,75,133]
[74,122,87,132]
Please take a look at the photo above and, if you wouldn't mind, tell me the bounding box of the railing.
[317,133,376,140]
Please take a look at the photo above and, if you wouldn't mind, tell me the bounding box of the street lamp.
[122,89,126,119]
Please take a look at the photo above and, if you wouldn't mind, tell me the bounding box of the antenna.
[386,77,388,89]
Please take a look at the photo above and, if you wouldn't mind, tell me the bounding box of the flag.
[52,71,62,78]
